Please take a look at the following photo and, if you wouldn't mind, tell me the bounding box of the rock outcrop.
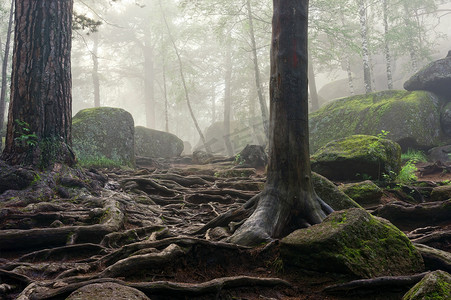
[72,107,135,168]
[311,135,401,181]
[134,126,184,158]
[281,208,425,278]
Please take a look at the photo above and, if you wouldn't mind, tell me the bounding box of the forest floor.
[0,157,450,300]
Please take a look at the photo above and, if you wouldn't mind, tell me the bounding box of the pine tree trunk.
[223,35,234,157]
[92,32,101,107]
[246,0,269,139]
[359,0,372,94]
[229,0,332,246]
[382,0,393,90]
[402,3,418,72]
[2,0,75,168]
[162,56,169,133]
[346,58,355,95]
[0,0,14,150]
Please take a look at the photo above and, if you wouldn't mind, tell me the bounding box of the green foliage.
[376,130,390,139]
[401,149,428,163]
[14,119,37,147]
[77,155,125,169]
[396,160,418,184]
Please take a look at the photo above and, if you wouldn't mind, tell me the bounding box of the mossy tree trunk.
[229,0,332,246]
[2,0,75,168]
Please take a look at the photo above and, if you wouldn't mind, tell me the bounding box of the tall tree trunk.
[359,0,372,94]
[162,55,169,133]
[144,39,155,129]
[0,0,14,150]
[159,0,212,154]
[2,0,75,168]
[223,34,234,157]
[382,0,393,90]
[246,0,269,139]
[92,31,101,107]
[402,3,418,72]
[211,88,216,125]
[308,52,319,111]
[229,0,332,246]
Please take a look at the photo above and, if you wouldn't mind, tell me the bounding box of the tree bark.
[92,31,101,107]
[162,55,169,133]
[223,34,234,157]
[382,0,393,90]
[359,0,372,94]
[228,0,332,246]
[246,0,269,139]
[2,0,75,168]
[0,0,14,150]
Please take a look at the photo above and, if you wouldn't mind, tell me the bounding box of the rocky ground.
[0,157,450,300]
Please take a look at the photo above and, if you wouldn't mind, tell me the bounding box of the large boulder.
[402,270,451,300]
[134,126,183,158]
[339,180,384,208]
[66,282,150,300]
[428,145,451,162]
[309,90,445,152]
[404,54,451,98]
[312,172,361,210]
[281,208,424,278]
[311,135,401,181]
[72,107,135,168]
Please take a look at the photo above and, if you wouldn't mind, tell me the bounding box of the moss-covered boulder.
[312,172,361,210]
[430,185,451,202]
[339,180,383,208]
[66,282,150,300]
[402,270,451,300]
[280,208,424,278]
[72,107,135,168]
[134,126,183,158]
[404,54,451,98]
[311,135,401,181]
[309,90,444,152]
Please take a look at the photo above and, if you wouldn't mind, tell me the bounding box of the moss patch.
[281,208,424,278]
[339,180,383,207]
[309,90,444,152]
[403,270,451,300]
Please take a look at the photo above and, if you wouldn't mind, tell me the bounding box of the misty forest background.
[1,0,449,149]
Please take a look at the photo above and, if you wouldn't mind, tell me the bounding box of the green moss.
[310,90,443,152]
[403,270,451,300]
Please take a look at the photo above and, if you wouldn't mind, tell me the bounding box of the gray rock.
[72,107,135,168]
[66,282,150,300]
[404,55,451,98]
[441,102,451,137]
[311,135,401,181]
[428,145,451,162]
[309,90,444,152]
[402,270,451,300]
[281,208,424,278]
[134,126,183,158]
[312,172,361,210]
[339,180,383,208]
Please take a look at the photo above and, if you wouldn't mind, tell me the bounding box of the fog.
[41,0,451,149]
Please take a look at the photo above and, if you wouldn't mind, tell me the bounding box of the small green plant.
[14,119,38,147]
[401,149,427,163]
[234,153,244,165]
[377,130,390,139]
[396,160,418,184]
[356,173,372,180]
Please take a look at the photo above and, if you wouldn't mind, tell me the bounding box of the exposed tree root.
[323,272,430,295]
[17,243,107,263]
[413,243,451,273]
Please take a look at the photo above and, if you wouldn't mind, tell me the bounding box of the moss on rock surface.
[402,270,451,300]
[339,180,383,208]
[312,172,361,210]
[72,107,135,168]
[309,90,444,152]
[134,126,184,158]
[281,208,424,278]
[311,135,401,181]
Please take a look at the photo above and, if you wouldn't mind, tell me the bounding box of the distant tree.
[2,0,75,168]
[229,0,332,246]
[0,0,13,150]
